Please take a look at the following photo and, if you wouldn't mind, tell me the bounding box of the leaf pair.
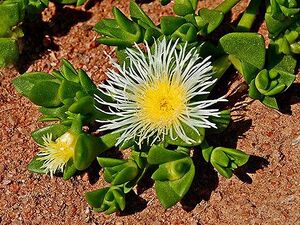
[147,145,195,208]
[86,151,147,214]
[85,187,126,214]
[248,67,295,108]
[202,144,249,178]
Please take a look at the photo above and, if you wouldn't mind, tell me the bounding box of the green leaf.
[201,146,214,163]
[262,96,278,109]
[98,131,121,151]
[166,123,205,147]
[78,69,97,95]
[31,124,69,145]
[147,145,186,165]
[63,159,77,180]
[219,32,266,69]
[112,164,138,185]
[151,157,191,181]
[28,155,46,174]
[211,161,233,178]
[97,157,125,168]
[74,134,100,170]
[220,148,249,166]
[39,101,72,121]
[207,110,231,134]
[85,187,126,214]
[160,16,186,35]
[13,72,56,97]
[85,187,109,208]
[60,59,79,83]
[113,7,136,34]
[155,180,181,208]
[171,23,197,42]
[196,8,224,34]
[210,147,249,178]
[130,1,156,29]
[248,80,263,100]
[0,3,21,37]
[154,156,195,208]
[98,157,140,185]
[173,0,197,16]
[68,96,95,115]
[58,80,82,101]
[0,38,19,67]
[28,80,62,107]
[269,54,297,75]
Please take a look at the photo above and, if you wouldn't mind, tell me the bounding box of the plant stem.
[236,0,262,32]
[215,0,241,14]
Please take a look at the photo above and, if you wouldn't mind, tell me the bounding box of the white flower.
[95,38,226,147]
[38,132,75,177]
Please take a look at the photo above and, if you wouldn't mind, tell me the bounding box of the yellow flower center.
[136,76,187,128]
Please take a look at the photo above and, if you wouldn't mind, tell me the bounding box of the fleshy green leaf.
[160,16,186,35]
[166,123,205,147]
[0,38,19,67]
[219,32,266,69]
[74,134,100,170]
[147,145,187,165]
[12,72,55,97]
[63,159,77,180]
[28,80,62,107]
[28,155,46,174]
[153,155,195,208]
[196,8,224,34]
[85,187,126,214]
[173,0,197,16]
[31,124,69,146]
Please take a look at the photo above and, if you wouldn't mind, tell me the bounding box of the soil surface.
[1,0,300,224]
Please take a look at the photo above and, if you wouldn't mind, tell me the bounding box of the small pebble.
[3,179,12,185]
[291,135,300,145]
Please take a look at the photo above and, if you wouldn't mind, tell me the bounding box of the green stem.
[236,0,261,32]
[215,0,241,14]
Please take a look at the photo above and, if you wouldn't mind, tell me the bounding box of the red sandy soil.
[0,0,299,224]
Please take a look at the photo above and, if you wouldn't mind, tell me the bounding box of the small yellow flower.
[38,132,76,177]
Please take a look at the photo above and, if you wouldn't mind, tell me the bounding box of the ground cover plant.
[5,0,300,216]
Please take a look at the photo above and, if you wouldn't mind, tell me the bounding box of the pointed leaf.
[12,72,56,97]
[28,155,46,174]
[147,145,186,165]
[31,124,69,145]
[219,32,265,69]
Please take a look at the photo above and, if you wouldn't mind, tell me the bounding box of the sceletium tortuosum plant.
[13,41,249,213]
[0,0,89,67]
[85,37,249,213]
[12,0,299,215]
